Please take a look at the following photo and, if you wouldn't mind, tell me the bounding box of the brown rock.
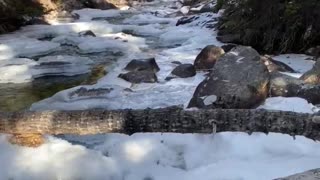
[194,45,225,70]
[300,59,320,85]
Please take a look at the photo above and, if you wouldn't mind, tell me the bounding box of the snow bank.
[0,38,60,60]
[273,54,315,77]
[0,55,94,83]
[258,97,319,114]
[1,132,320,180]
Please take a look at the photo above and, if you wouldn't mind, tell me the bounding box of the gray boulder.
[194,45,225,70]
[119,71,157,83]
[188,46,270,109]
[166,64,196,80]
[124,58,160,73]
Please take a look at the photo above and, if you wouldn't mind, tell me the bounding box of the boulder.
[118,71,158,83]
[194,45,225,70]
[188,46,270,109]
[221,44,236,53]
[166,64,196,80]
[305,46,320,60]
[216,34,241,43]
[270,72,304,97]
[300,59,320,84]
[124,58,160,73]
[270,72,320,104]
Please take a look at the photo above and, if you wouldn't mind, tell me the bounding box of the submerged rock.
[78,30,96,37]
[119,71,158,83]
[69,87,113,98]
[33,55,93,78]
[189,46,270,109]
[124,58,160,72]
[194,45,225,70]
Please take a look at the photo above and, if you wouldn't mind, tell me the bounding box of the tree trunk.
[1,107,320,141]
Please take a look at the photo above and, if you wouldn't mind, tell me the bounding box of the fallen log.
[1,107,320,143]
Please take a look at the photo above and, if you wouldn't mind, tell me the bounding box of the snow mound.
[1,132,320,180]
[258,97,319,114]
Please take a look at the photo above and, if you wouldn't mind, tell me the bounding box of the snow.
[1,132,320,180]
[0,55,93,83]
[0,37,60,60]
[258,97,319,114]
[273,54,315,74]
[0,58,37,83]
[1,0,320,179]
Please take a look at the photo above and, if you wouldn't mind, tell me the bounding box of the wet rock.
[189,46,270,109]
[300,59,320,85]
[176,16,199,26]
[199,3,215,13]
[221,44,236,53]
[119,71,158,83]
[79,30,96,37]
[305,46,320,60]
[124,58,160,72]
[166,64,196,80]
[261,55,296,73]
[270,72,320,104]
[216,34,241,43]
[194,45,225,70]
[171,61,182,65]
[270,72,303,97]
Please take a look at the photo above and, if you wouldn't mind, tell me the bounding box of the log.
[1,107,320,142]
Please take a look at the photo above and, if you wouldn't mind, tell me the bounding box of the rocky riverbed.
[1,0,320,179]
